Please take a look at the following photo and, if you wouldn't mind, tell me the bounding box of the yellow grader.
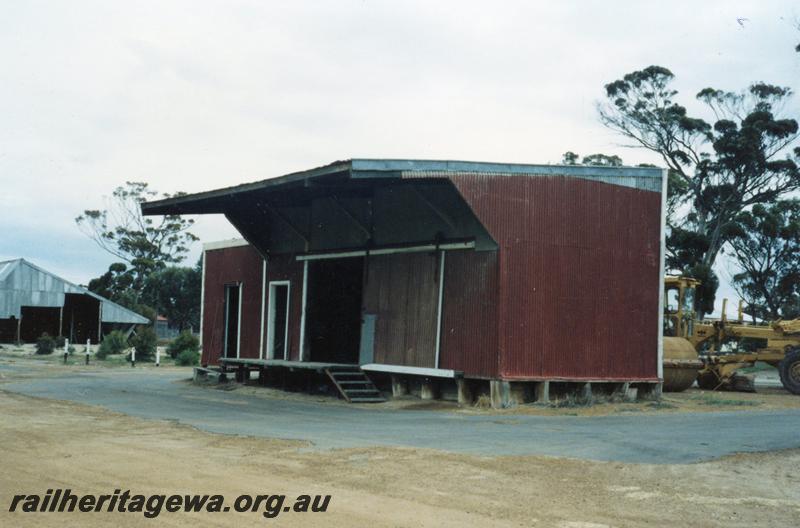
[662,276,800,394]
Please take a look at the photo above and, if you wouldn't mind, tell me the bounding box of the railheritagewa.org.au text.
[8,489,331,519]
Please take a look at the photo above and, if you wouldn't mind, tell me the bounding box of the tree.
[581,153,623,166]
[76,182,198,296]
[728,200,800,321]
[141,264,202,331]
[86,262,137,307]
[561,151,622,166]
[598,66,800,313]
[562,151,580,165]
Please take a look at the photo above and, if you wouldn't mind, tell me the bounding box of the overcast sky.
[1,1,798,315]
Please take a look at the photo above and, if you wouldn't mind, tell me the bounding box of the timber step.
[325,367,385,403]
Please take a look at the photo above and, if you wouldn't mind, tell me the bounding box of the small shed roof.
[0,259,149,324]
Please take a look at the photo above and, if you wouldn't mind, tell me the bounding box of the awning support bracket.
[411,187,458,231]
[329,195,371,238]
[265,205,310,244]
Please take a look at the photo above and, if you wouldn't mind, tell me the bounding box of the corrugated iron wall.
[362,252,439,368]
[439,250,499,378]
[0,259,146,324]
[265,254,305,361]
[450,174,661,381]
[201,245,264,365]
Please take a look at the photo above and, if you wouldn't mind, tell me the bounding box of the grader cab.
[663,276,699,339]
[662,276,800,395]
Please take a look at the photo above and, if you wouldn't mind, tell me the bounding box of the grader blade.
[729,373,756,393]
[697,361,757,393]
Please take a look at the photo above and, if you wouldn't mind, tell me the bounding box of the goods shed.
[0,259,149,343]
[143,159,667,404]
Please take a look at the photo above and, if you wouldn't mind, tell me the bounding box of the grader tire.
[778,348,800,395]
[662,337,700,392]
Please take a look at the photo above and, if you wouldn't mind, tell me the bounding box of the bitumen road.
[3,367,799,464]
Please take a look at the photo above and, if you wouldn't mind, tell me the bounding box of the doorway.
[223,283,241,358]
[305,257,364,364]
[63,293,101,344]
[19,306,61,343]
[266,281,290,360]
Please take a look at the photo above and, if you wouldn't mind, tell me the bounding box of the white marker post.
[63,339,69,364]
[131,347,136,368]
[85,339,90,365]
[155,348,160,367]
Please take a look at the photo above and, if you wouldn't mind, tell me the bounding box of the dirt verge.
[1,391,798,527]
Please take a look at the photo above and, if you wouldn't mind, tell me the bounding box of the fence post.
[156,348,160,367]
[131,347,136,368]
[63,339,69,364]
[85,339,90,365]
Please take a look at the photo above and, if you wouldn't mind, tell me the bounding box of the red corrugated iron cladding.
[438,249,500,378]
[448,174,661,381]
[362,252,440,368]
[201,245,264,365]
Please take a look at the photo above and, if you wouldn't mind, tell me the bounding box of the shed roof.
[141,158,663,215]
[0,259,149,324]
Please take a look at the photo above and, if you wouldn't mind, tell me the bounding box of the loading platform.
[219,358,354,372]
[217,358,386,403]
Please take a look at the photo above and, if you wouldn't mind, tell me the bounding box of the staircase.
[325,367,385,403]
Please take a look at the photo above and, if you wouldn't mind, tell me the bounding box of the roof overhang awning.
[142,158,663,257]
[142,159,500,256]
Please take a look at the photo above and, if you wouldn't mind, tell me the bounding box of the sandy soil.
[1,390,799,527]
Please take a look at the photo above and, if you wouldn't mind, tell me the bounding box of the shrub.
[97,331,129,359]
[54,335,66,349]
[175,349,199,366]
[473,394,492,409]
[167,330,199,359]
[129,327,157,362]
[35,333,56,355]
